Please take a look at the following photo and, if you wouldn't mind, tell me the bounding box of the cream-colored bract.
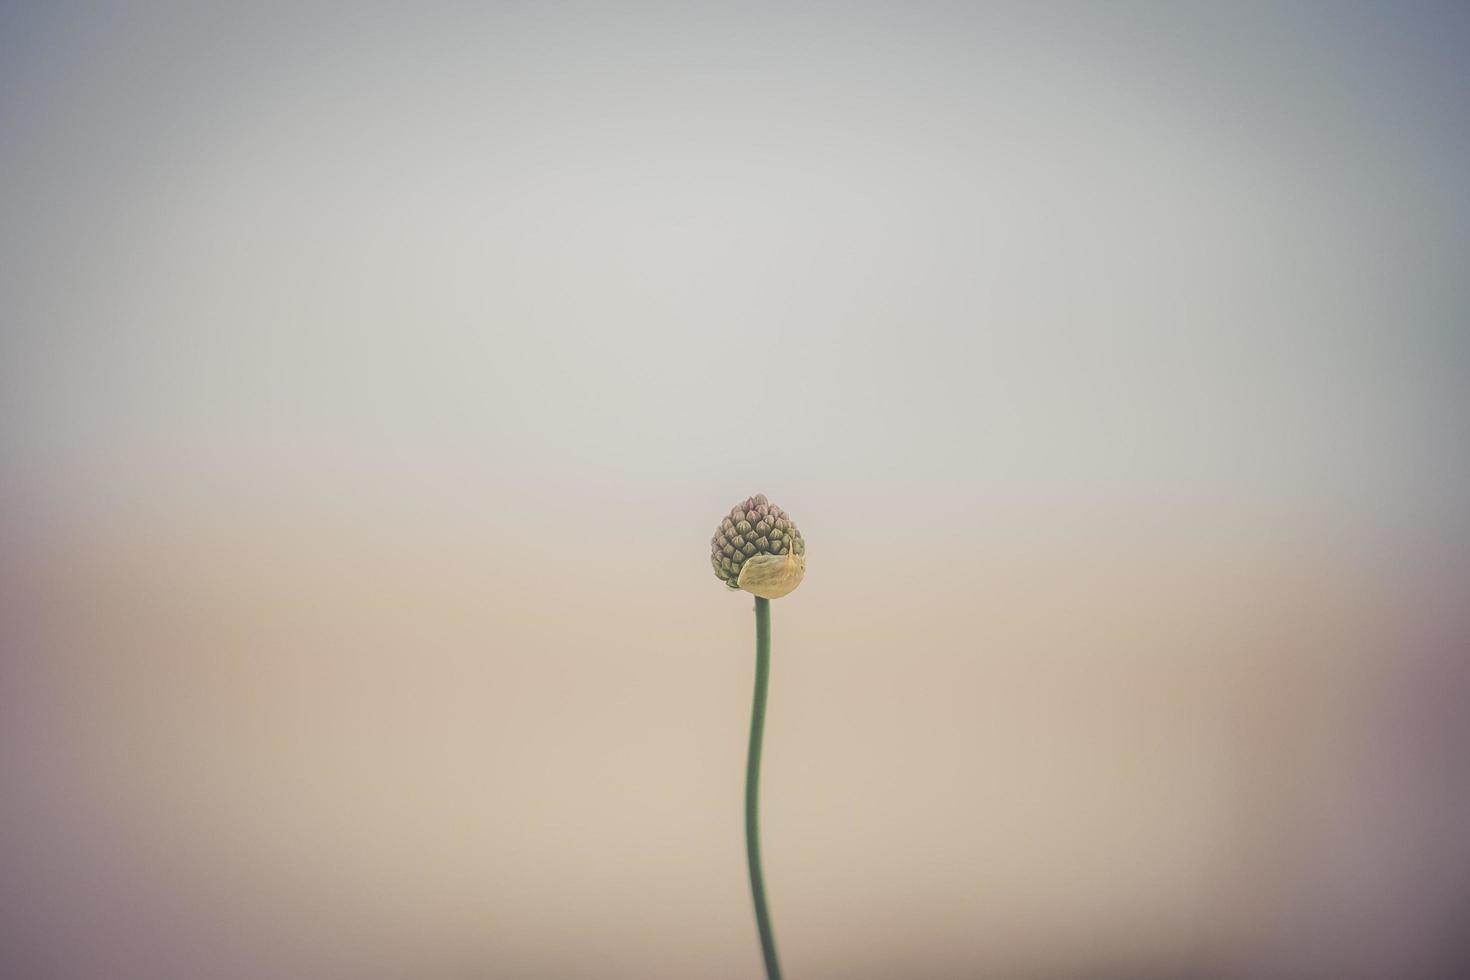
[737,548,806,599]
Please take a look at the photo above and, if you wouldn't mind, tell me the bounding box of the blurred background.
[3,3,1468,978]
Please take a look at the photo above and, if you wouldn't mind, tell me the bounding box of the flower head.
[710,493,806,599]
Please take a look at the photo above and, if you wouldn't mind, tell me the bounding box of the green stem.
[746,596,783,980]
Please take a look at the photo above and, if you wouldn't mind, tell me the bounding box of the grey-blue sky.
[3,4,1467,529]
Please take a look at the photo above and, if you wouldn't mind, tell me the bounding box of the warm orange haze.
[3,3,1469,979]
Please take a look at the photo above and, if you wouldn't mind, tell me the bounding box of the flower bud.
[710,494,806,597]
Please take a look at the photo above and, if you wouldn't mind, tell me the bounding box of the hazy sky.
[4,3,1468,527]
[3,4,1469,979]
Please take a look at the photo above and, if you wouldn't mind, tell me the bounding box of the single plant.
[710,493,806,980]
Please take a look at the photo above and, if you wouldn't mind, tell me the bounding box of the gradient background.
[3,3,1469,978]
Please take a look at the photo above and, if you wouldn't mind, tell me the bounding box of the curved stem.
[746,596,783,980]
